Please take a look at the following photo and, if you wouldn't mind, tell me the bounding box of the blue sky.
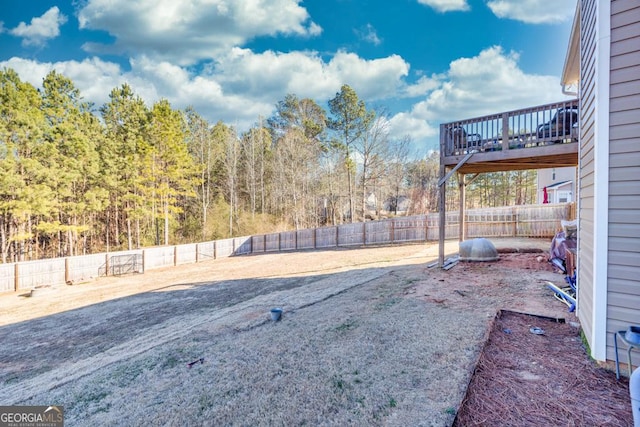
[0,0,576,154]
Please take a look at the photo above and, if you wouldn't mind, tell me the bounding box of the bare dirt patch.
[0,238,631,426]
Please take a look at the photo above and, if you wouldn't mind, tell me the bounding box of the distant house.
[562,0,640,367]
[537,167,576,204]
[383,196,411,216]
[364,193,411,218]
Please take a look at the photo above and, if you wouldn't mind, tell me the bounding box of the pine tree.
[0,69,51,261]
[100,84,150,250]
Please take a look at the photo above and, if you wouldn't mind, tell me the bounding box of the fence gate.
[98,254,144,277]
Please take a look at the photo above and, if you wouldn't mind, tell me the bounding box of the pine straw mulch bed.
[453,310,633,427]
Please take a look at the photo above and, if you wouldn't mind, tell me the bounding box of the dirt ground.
[0,238,632,426]
[454,310,633,426]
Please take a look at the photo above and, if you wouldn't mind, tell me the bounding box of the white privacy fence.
[0,203,572,293]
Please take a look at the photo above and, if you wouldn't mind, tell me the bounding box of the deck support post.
[438,124,447,267]
[438,166,446,267]
[459,172,466,242]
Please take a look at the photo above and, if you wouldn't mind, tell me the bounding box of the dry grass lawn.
[0,239,628,426]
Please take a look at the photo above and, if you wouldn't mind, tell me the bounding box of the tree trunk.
[127,216,132,251]
[347,168,353,223]
[164,200,169,245]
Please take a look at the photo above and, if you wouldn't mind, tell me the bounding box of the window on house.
[558,191,571,203]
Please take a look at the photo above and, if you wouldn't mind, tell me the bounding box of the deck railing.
[440,99,579,157]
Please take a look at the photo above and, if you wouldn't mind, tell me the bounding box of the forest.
[0,68,537,262]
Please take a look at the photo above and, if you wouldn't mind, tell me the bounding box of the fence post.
[263,234,267,253]
[142,250,146,273]
[14,263,19,292]
[65,258,70,284]
[512,207,518,237]
[313,228,317,249]
[424,215,428,242]
[336,225,339,247]
[295,230,298,250]
[195,243,199,263]
[213,241,217,260]
[174,246,178,266]
[391,219,395,243]
[363,222,367,245]
[105,253,110,277]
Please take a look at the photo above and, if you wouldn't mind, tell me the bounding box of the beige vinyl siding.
[605,0,640,363]
[577,0,598,351]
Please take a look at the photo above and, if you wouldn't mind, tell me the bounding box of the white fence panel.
[144,247,174,270]
[16,258,66,291]
[67,253,106,283]
[316,226,337,248]
[264,234,280,252]
[175,244,197,265]
[197,241,216,261]
[394,217,427,242]
[251,236,266,253]
[338,223,365,247]
[234,237,252,255]
[365,220,391,244]
[0,264,14,292]
[279,231,296,251]
[215,239,235,258]
[297,229,315,249]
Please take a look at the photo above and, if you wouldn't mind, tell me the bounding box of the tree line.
[0,68,536,262]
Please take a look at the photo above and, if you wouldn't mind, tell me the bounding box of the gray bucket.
[270,308,283,321]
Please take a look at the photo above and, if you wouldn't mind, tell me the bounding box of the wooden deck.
[440,99,579,174]
[437,99,580,266]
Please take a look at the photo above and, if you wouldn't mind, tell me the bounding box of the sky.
[0,0,577,154]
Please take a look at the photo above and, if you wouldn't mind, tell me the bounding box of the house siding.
[577,0,598,351]
[606,0,640,363]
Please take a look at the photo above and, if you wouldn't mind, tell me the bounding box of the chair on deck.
[537,107,579,143]
[445,126,482,155]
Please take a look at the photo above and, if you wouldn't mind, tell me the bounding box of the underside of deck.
[442,142,578,174]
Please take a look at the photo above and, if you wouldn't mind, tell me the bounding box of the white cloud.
[1,47,411,133]
[213,48,410,104]
[325,52,410,100]
[355,24,382,46]
[403,75,442,98]
[9,6,67,47]
[487,0,575,24]
[417,0,470,13]
[388,112,439,141]
[387,46,572,150]
[77,0,321,65]
[418,46,566,121]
